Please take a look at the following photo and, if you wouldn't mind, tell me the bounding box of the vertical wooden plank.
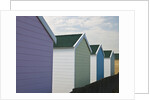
[75,39,90,88]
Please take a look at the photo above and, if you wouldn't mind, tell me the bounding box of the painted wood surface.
[115,60,119,74]
[104,58,110,78]
[104,52,115,78]
[16,16,53,93]
[52,48,75,93]
[90,46,104,83]
[97,47,104,80]
[90,55,97,83]
[75,39,90,88]
[111,53,115,76]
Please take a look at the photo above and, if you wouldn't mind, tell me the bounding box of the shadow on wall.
[70,73,119,93]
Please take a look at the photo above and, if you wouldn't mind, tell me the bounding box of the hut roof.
[54,34,82,47]
[90,45,99,54]
[115,53,119,60]
[104,50,112,58]
[54,33,92,53]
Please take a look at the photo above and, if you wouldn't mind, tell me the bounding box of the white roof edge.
[96,45,105,57]
[100,45,105,57]
[37,16,57,43]
[73,33,92,53]
[84,34,92,53]
[110,50,114,58]
[73,33,84,48]
[95,45,101,55]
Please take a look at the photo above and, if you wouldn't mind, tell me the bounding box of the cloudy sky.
[44,16,119,53]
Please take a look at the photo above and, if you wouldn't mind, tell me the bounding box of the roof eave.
[104,50,112,58]
[95,45,100,55]
[110,50,114,58]
[73,33,92,53]
[37,16,57,43]
[100,45,105,57]
[73,33,84,48]
[95,45,105,57]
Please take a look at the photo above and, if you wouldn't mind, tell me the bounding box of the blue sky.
[44,16,119,53]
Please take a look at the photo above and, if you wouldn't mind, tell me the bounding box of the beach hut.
[104,50,115,78]
[90,45,105,83]
[114,53,119,74]
[16,16,56,93]
[53,33,92,93]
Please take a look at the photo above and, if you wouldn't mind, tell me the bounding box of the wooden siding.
[75,39,90,88]
[16,16,53,93]
[90,55,97,83]
[111,53,115,76]
[115,60,119,74]
[104,58,110,78]
[52,48,74,93]
[97,47,104,80]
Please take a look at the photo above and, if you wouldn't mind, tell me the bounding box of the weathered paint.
[97,47,104,80]
[16,16,53,93]
[75,39,90,88]
[52,48,74,93]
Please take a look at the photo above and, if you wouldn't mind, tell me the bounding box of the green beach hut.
[52,33,92,93]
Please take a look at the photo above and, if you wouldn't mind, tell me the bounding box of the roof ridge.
[55,33,83,36]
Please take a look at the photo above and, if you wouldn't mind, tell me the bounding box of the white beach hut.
[104,50,115,78]
[53,33,92,93]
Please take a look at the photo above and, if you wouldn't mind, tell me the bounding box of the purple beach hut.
[16,16,56,93]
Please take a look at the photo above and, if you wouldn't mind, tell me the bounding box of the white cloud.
[44,16,119,53]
